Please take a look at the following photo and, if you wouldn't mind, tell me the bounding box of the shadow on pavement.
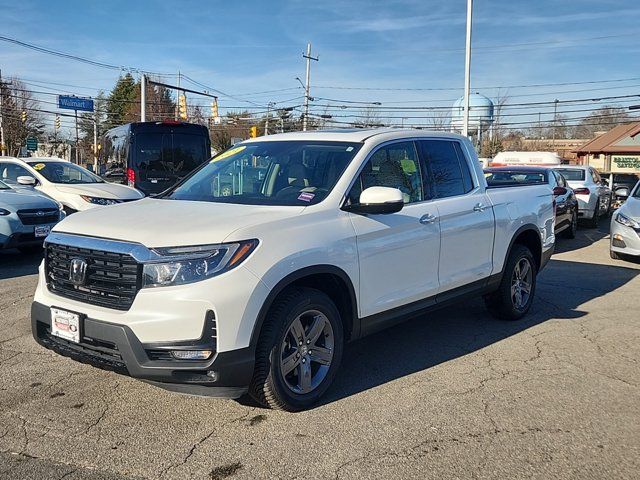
[319,258,639,406]
[555,217,610,254]
[0,249,42,280]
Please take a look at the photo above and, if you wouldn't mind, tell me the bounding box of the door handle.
[473,203,487,212]
[419,213,437,225]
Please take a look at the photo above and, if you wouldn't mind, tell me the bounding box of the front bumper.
[0,217,58,249]
[31,301,254,397]
[610,217,640,257]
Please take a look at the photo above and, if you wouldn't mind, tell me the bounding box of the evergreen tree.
[105,73,137,129]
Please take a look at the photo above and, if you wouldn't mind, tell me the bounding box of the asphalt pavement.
[0,222,639,480]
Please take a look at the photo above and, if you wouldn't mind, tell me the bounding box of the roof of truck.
[242,128,468,144]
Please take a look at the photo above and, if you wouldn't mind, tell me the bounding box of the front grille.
[45,242,141,311]
[18,208,60,225]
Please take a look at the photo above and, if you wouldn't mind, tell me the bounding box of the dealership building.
[574,122,640,174]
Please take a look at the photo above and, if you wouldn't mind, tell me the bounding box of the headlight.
[142,239,258,288]
[80,195,121,206]
[0,208,10,216]
[615,212,640,229]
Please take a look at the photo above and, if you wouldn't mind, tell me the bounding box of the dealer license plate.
[50,308,81,343]
[34,225,51,238]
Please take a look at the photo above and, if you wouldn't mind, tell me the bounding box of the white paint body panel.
[32,129,555,356]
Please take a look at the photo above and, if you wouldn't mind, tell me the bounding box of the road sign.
[58,95,94,112]
[26,137,38,151]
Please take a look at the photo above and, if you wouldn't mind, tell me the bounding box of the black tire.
[484,244,537,321]
[610,249,621,260]
[17,244,43,254]
[586,204,600,228]
[248,287,344,412]
[63,206,77,216]
[562,208,578,239]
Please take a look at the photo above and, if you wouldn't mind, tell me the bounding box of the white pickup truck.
[32,129,555,411]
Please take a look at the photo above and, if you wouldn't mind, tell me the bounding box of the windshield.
[555,168,585,181]
[485,170,547,186]
[0,180,10,190]
[28,161,103,184]
[165,141,362,206]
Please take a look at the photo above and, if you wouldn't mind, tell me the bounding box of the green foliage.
[105,74,137,129]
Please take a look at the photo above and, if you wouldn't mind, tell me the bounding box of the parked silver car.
[0,180,64,253]
[610,180,640,260]
[554,166,612,228]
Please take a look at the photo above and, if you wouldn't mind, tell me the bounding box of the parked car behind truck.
[485,166,578,239]
[0,179,63,253]
[32,129,555,411]
[554,166,612,228]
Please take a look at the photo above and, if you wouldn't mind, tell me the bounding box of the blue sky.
[1,0,640,126]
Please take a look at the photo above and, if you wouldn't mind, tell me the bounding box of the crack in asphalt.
[157,409,255,479]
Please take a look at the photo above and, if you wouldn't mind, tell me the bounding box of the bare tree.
[426,110,451,131]
[0,78,43,156]
[353,106,384,128]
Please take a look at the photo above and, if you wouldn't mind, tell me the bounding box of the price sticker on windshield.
[33,163,46,171]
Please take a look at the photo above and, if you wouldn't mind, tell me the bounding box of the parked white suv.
[32,130,555,411]
[555,166,612,228]
[0,157,143,214]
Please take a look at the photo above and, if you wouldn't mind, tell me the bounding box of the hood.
[0,188,59,210]
[619,196,640,219]
[54,198,305,247]
[53,182,143,200]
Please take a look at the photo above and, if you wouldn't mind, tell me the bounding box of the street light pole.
[302,43,318,131]
[0,69,5,156]
[462,0,473,138]
[140,74,146,122]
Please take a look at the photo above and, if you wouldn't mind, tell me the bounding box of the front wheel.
[484,244,537,321]
[586,204,600,228]
[249,287,344,411]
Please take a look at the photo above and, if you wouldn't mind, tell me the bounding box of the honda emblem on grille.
[36,211,44,216]
[69,258,88,286]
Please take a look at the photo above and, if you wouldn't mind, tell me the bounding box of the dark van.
[100,121,211,195]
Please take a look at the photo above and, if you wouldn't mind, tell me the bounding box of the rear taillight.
[573,187,590,195]
[127,168,135,187]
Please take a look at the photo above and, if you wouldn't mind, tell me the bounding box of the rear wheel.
[484,244,537,321]
[249,287,344,411]
[562,208,578,239]
[586,204,600,228]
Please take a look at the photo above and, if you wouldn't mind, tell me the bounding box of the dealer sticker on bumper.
[50,308,81,343]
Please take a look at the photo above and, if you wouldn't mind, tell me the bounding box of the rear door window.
[135,133,208,180]
[419,140,472,198]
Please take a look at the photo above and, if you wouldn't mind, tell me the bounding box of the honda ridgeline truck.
[32,129,555,411]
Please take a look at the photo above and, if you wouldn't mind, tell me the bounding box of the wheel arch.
[507,224,543,271]
[249,265,359,350]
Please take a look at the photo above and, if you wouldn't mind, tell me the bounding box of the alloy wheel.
[511,258,533,310]
[279,310,335,394]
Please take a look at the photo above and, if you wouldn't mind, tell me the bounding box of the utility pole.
[0,69,5,156]
[74,109,79,164]
[140,74,146,122]
[552,98,559,150]
[93,119,98,173]
[462,0,473,138]
[174,71,181,120]
[302,43,318,131]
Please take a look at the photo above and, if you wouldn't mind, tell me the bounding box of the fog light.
[170,350,212,360]
[206,371,219,381]
[612,234,626,248]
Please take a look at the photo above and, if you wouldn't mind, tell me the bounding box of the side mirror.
[344,186,404,214]
[615,187,630,198]
[553,186,567,196]
[16,175,37,186]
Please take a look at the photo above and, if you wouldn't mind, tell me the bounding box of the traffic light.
[55,115,61,130]
[249,126,258,138]
[21,111,27,123]
[178,94,187,120]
